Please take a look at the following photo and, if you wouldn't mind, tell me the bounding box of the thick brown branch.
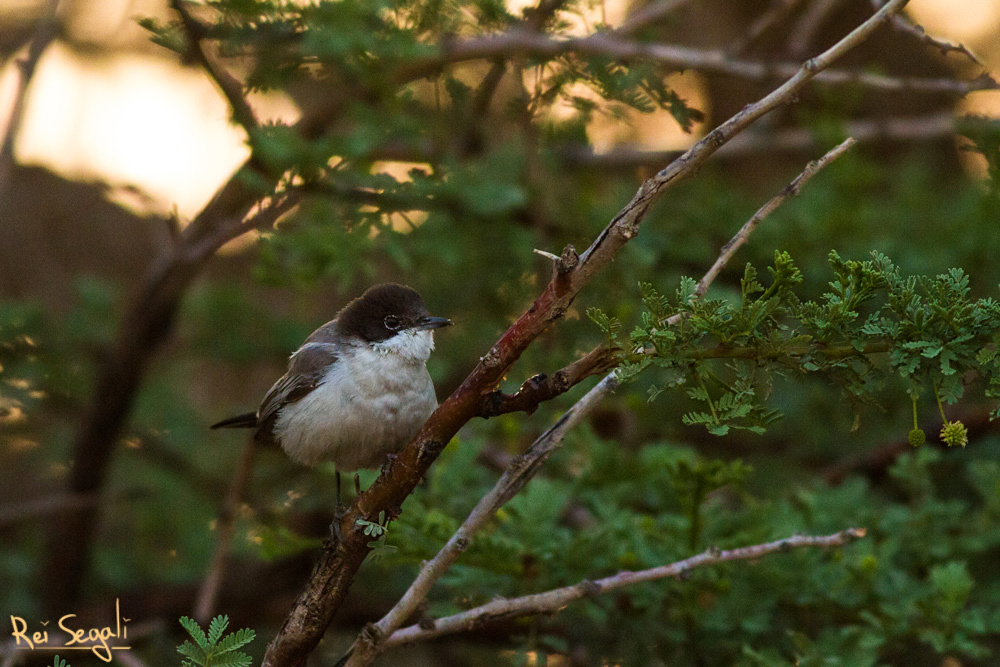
[42,187,292,612]
[479,344,616,418]
[386,529,867,647]
[262,4,911,665]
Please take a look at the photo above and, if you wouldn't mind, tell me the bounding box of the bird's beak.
[413,316,452,331]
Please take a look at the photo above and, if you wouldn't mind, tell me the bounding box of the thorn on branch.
[557,244,579,275]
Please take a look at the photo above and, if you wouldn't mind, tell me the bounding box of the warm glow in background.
[0,0,998,220]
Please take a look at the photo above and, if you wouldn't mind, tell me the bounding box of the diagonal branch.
[171,0,258,134]
[262,5,911,665]
[729,0,807,55]
[0,0,60,203]
[695,137,855,297]
[871,0,982,66]
[385,529,868,647]
[615,0,694,37]
[341,137,856,667]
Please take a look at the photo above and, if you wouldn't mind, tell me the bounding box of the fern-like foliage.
[593,250,1000,441]
[177,615,255,667]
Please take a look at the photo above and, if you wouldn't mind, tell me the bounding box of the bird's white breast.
[273,330,438,470]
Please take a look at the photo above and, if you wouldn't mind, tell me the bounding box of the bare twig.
[615,0,693,37]
[730,0,807,55]
[696,137,855,296]
[170,0,258,133]
[262,5,911,665]
[871,0,982,65]
[193,439,257,624]
[787,0,841,59]
[0,490,146,528]
[0,0,59,202]
[560,113,955,168]
[402,26,997,96]
[385,529,867,647]
[344,373,618,666]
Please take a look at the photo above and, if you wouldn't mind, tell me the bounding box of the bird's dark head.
[337,284,451,347]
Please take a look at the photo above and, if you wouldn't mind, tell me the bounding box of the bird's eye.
[384,315,402,331]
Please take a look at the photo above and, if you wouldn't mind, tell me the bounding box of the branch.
[615,0,694,37]
[0,0,59,203]
[342,138,855,667]
[729,0,807,55]
[193,438,257,624]
[171,0,258,134]
[787,0,841,59]
[344,373,619,667]
[385,529,867,647]
[695,137,855,296]
[262,4,911,664]
[471,0,565,118]
[560,113,956,168]
[401,25,997,96]
[871,0,982,66]
[42,186,295,612]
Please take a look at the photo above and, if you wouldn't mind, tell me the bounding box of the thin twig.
[262,4,912,666]
[615,0,693,37]
[170,0,258,133]
[343,139,856,666]
[559,113,954,168]
[0,491,145,528]
[385,529,867,647]
[403,25,996,96]
[0,0,60,202]
[193,438,257,624]
[730,0,807,55]
[696,137,855,297]
[787,0,841,59]
[344,373,618,666]
[870,0,982,65]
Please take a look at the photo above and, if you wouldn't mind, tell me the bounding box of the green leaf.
[179,617,209,650]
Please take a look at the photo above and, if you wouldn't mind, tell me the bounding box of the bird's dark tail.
[210,412,258,429]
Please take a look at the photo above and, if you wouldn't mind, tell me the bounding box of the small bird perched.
[211,284,451,493]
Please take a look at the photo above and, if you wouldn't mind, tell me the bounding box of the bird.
[211,283,451,500]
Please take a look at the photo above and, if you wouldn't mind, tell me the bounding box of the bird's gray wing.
[255,342,340,441]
